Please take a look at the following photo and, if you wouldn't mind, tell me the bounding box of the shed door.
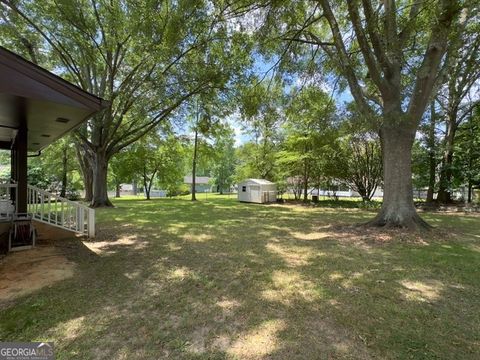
[250,185,260,202]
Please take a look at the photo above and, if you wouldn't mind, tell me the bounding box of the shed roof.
[0,46,108,151]
[241,179,275,185]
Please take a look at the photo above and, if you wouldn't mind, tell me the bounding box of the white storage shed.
[238,179,277,203]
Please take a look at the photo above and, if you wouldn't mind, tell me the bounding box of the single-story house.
[238,179,277,204]
[0,46,107,251]
[184,176,212,193]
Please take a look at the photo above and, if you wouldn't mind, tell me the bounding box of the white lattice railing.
[27,185,95,237]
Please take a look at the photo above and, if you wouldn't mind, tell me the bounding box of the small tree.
[157,138,187,198]
[211,126,236,194]
[336,134,383,202]
[188,99,225,201]
[233,81,285,184]
[116,133,185,200]
[29,137,81,198]
[109,151,133,198]
[280,86,335,202]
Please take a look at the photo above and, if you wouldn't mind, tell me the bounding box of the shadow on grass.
[0,197,479,359]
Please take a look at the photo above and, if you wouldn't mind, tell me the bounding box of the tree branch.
[407,0,460,124]
[318,0,374,118]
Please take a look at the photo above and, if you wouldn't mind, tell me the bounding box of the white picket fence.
[27,185,95,237]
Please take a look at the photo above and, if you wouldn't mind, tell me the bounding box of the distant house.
[238,179,277,203]
[121,183,134,192]
[184,176,212,193]
[146,189,167,198]
[310,188,384,199]
[311,189,359,198]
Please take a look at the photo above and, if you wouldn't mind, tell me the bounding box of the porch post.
[15,111,28,214]
[10,146,16,204]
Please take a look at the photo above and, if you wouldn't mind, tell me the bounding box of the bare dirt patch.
[0,246,75,305]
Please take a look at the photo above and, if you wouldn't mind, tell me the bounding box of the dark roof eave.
[0,46,108,112]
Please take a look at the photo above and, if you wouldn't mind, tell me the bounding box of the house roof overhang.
[0,46,108,152]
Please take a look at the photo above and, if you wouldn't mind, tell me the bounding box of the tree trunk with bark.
[144,170,157,201]
[360,192,370,202]
[76,144,93,202]
[426,102,437,202]
[83,170,93,203]
[437,109,458,203]
[142,166,152,200]
[368,123,430,229]
[303,158,309,202]
[91,150,112,207]
[143,173,150,200]
[467,181,473,203]
[115,183,121,198]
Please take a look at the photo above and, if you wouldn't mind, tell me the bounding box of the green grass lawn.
[1,195,479,359]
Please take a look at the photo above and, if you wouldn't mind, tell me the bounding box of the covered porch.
[0,46,107,251]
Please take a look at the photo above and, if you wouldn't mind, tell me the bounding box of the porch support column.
[10,144,16,204]
[15,109,28,214]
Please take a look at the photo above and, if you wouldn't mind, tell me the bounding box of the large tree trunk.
[91,150,112,207]
[367,124,430,229]
[76,144,93,202]
[426,102,436,202]
[115,183,121,198]
[83,170,93,203]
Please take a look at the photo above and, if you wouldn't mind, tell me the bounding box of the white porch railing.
[0,183,17,220]
[27,185,95,237]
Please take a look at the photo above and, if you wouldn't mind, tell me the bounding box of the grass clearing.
[1,195,479,359]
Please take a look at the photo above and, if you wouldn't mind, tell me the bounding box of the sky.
[176,52,354,148]
[225,54,355,147]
